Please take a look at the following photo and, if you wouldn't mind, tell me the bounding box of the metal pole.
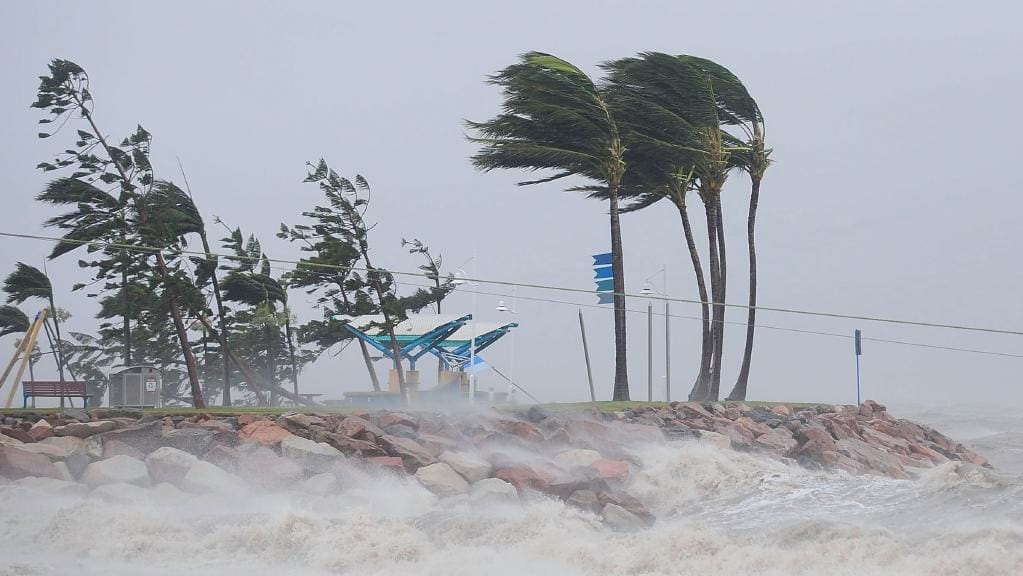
[647,301,653,402]
[469,249,477,399]
[855,328,862,404]
[665,300,670,402]
[578,309,596,402]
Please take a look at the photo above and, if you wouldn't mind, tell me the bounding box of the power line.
[2,229,1021,338]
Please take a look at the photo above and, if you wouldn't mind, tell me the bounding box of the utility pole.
[665,300,671,402]
[647,301,653,402]
[855,329,863,404]
[578,309,596,402]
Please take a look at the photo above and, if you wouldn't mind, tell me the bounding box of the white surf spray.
[1,404,1021,576]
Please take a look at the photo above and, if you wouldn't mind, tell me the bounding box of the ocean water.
[1,404,1021,576]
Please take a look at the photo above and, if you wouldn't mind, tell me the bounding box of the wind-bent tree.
[0,306,30,338]
[3,263,68,382]
[280,204,382,390]
[303,159,451,403]
[468,52,632,401]
[726,119,770,401]
[32,59,206,407]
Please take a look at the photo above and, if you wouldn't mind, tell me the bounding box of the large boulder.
[566,489,601,513]
[279,413,325,434]
[469,478,519,507]
[439,451,492,483]
[236,444,304,487]
[415,462,469,497]
[239,420,292,445]
[2,427,35,444]
[591,459,630,482]
[146,447,199,484]
[554,449,603,469]
[336,415,385,441]
[835,438,908,478]
[493,465,550,493]
[179,460,246,494]
[492,419,545,443]
[95,420,165,454]
[55,421,117,439]
[324,433,387,457]
[601,503,646,531]
[162,428,215,456]
[754,427,798,454]
[0,445,61,480]
[378,434,436,470]
[81,455,150,488]
[38,435,86,458]
[280,435,343,472]
[598,491,654,525]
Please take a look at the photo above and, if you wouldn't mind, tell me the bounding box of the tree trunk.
[362,254,406,402]
[697,196,722,402]
[122,265,131,365]
[710,197,727,401]
[676,201,712,400]
[285,314,299,396]
[47,295,67,383]
[157,252,205,408]
[340,289,380,391]
[266,322,277,406]
[728,176,761,401]
[199,232,233,407]
[609,181,630,401]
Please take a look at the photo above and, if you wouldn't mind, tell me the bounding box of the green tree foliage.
[467,52,632,401]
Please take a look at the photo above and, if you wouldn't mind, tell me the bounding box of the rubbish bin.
[108,366,162,408]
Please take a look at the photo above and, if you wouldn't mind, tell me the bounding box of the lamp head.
[496,300,509,312]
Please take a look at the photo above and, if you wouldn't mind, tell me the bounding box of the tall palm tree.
[727,121,770,401]
[3,263,68,382]
[468,52,632,400]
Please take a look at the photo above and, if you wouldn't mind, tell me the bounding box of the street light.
[641,266,669,402]
[452,252,479,399]
[496,289,517,395]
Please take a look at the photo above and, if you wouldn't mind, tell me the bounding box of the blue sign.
[592,252,614,304]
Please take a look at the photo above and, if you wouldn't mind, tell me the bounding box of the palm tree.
[3,263,68,383]
[468,52,631,400]
[727,120,770,401]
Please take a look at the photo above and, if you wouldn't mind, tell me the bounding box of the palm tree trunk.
[361,252,407,402]
[340,289,380,391]
[266,322,277,406]
[122,265,131,365]
[699,196,722,402]
[676,201,712,400]
[728,176,761,401]
[609,180,630,401]
[710,198,727,401]
[198,232,233,406]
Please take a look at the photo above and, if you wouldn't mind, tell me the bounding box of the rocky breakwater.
[0,400,990,531]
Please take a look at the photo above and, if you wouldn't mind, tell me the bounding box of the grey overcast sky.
[1,1,1021,406]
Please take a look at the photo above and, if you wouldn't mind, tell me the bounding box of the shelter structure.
[335,314,517,403]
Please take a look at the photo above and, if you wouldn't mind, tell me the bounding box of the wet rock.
[377,412,418,430]
[146,447,199,484]
[378,434,436,470]
[601,503,646,531]
[239,420,292,445]
[280,435,343,472]
[859,400,888,419]
[2,427,35,443]
[337,415,384,441]
[416,462,469,497]
[179,460,246,494]
[382,423,418,440]
[663,423,696,440]
[591,458,630,482]
[493,465,550,493]
[325,433,387,457]
[554,448,603,469]
[55,420,117,439]
[754,427,798,454]
[787,427,839,461]
[771,405,791,417]
[102,439,145,460]
[236,413,263,427]
[493,419,545,443]
[87,408,143,420]
[525,405,551,423]
[469,478,519,506]
[82,455,150,487]
[567,489,601,513]
[237,444,304,487]
[280,412,325,434]
[28,419,54,441]
[598,490,654,525]
[162,428,215,456]
[96,420,165,454]
[835,438,908,478]
[440,451,492,483]
[0,445,61,479]
[62,408,90,422]
[365,456,405,474]
[204,445,241,472]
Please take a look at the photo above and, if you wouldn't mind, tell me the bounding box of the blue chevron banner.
[593,252,614,304]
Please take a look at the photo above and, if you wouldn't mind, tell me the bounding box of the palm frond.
[3,263,53,304]
[0,305,30,337]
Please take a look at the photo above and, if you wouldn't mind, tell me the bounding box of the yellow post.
[0,322,35,395]
[4,308,48,409]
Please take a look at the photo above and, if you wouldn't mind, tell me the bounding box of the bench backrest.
[23,381,88,395]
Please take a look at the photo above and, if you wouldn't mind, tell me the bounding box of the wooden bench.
[22,381,91,408]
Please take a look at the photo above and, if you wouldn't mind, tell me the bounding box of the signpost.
[593,252,614,305]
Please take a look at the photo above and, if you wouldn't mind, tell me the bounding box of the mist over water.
[2,405,1021,576]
